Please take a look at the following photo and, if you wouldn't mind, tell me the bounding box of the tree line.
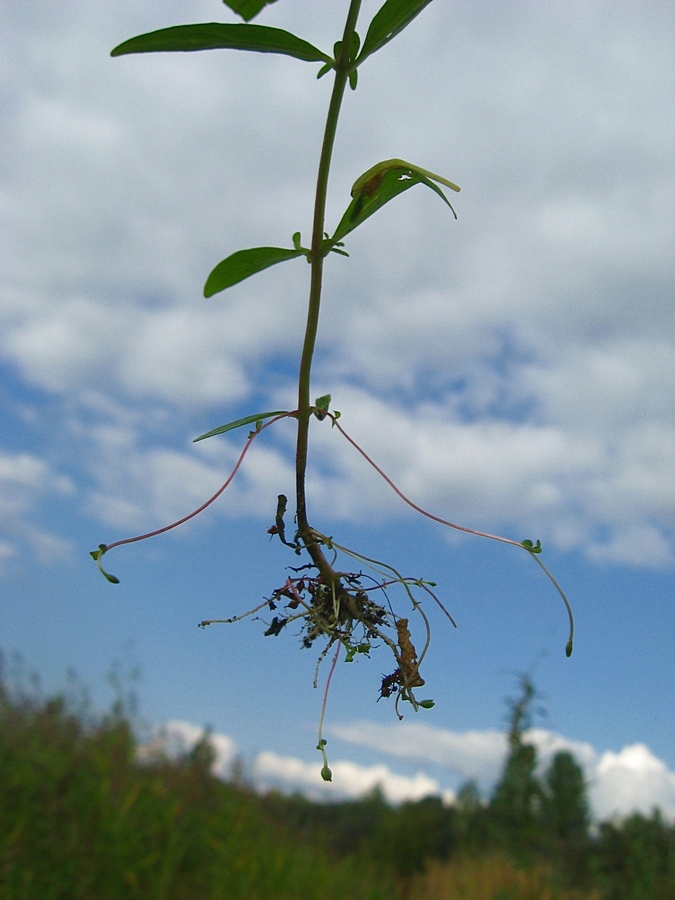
[261,676,673,897]
[1,660,672,898]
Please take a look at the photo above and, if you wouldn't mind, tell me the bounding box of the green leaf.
[332,164,457,243]
[193,410,289,442]
[333,30,361,67]
[90,545,120,584]
[351,158,460,198]
[111,24,332,66]
[521,538,543,554]
[222,0,279,22]
[204,246,304,297]
[357,0,434,65]
[314,394,331,421]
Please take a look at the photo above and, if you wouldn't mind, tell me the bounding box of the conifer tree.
[489,676,543,857]
[543,750,590,885]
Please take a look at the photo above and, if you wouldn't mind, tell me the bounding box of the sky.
[1,0,673,822]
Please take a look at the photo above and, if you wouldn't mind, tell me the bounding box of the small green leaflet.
[313,394,331,421]
[222,0,279,22]
[111,24,331,66]
[90,545,120,584]
[193,410,289,443]
[204,246,304,297]
[521,538,543,554]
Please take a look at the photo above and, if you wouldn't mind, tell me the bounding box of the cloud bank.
[161,718,675,822]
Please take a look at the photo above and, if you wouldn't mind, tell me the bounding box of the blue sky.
[1,1,673,820]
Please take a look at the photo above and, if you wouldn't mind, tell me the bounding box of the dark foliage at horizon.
[1,661,673,898]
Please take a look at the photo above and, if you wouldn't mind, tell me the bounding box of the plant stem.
[295,0,362,571]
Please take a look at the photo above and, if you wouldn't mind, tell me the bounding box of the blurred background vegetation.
[1,653,672,898]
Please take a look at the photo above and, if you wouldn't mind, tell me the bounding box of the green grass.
[0,670,397,899]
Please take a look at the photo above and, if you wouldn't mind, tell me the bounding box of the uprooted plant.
[91,0,573,781]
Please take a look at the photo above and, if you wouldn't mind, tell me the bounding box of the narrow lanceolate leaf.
[332,163,457,243]
[204,246,304,297]
[111,24,332,66]
[193,410,289,443]
[222,0,279,22]
[357,0,434,65]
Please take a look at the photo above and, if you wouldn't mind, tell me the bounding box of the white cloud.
[1,1,672,572]
[591,743,675,822]
[328,719,675,821]
[2,293,299,409]
[0,453,63,513]
[586,523,673,569]
[72,364,671,566]
[86,444,228,532]
[142,716,675,821]
[0,451,74,568]
[83,422,296,535]
[298,387,674,566]
[252,749,453,806]
[140,719,237,778]
[140,718,453,806]
[329,720,506,783]
[529,732,675,820]
[591,744,675,819]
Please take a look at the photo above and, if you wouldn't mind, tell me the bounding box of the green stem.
[295,0,362,573]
